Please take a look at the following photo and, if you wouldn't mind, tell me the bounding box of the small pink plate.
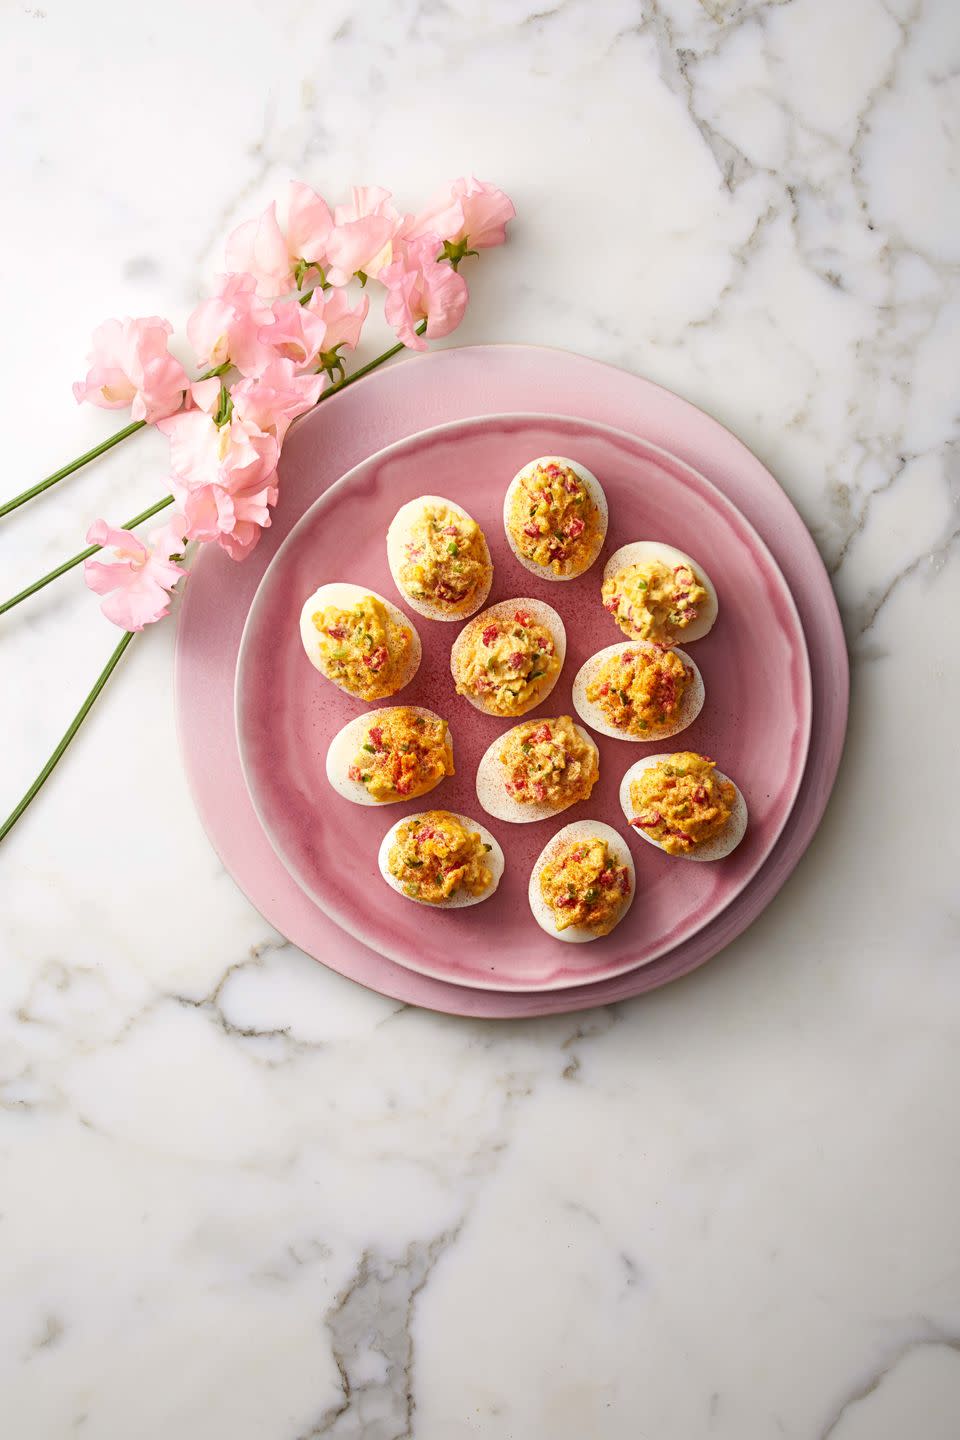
[235,414,811,991]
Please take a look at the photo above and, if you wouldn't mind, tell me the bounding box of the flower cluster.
[75,176,514,631]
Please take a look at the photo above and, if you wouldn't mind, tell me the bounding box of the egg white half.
[386,495,493,622]
[619,754,748,862]
[450,597,567,717]
[527,819,635,944]
[377,812,505,907]
[299,582,422,697]
[475,720,599,824]
[603,541,718,643]
[503,455,608,581]
[571,642,705,742]
[326,706,453,807]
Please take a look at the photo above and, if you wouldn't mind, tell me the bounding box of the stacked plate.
[175,350,847,1017]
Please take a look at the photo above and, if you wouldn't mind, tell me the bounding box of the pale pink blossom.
[186,377,223,415]
[84,513,187,630]
[231,359,324,444]
[73,317,189,425]
[158,391,279,496]
[325,186,402,285]
[258,299,329,370]
[175,477,279,561]
[224,183,334,298]
[186,273,274,377]
[159,397,279,564]
[380,234,469,351]
[306,286,369,356]
[405,176,516,253]
[166,352,326,559]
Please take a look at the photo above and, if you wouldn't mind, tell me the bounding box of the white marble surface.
[2,1,960,1436]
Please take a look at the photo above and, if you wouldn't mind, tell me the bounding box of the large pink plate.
[175,344,848,1017]
[235,415,810,991]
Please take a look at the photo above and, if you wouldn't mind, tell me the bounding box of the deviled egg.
[476,716,599,823]
[619,752,747,861]
[572,642,704,742]
[299,583,421,701]
[503,456,608,580]
[528,820,635,943]
[601,541,718,645]
[326,706,454,806]
[387,495,493,621]
[377,809,505,908]
[450,598,566,718]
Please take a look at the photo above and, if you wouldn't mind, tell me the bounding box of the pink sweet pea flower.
[84,513,187,630]
[186,273,275,378]
[175,477,279,561]
[405,176,516,254]
[231,359,324,444]
[158,377,297,560]
[73,317,189,425]
[306,286,369,355]
[258,298,329,370]
[225,182,334,298]
[159,385,279,495]
[160,400,279,561]
[325,186,402,285]
[380,234,469,351]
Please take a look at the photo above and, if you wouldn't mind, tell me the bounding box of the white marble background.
[2,1,959,1436]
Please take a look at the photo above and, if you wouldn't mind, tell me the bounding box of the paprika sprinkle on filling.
[628,752,736,856]
[538,835,631,935]
[388,495,493,619]
[528,821,636,942]
[451,599,566,717]
[311,593,414,700]
[300,583,421,700]
[585,646,690,737]
[600,541,718,646]
[504,456,607,579]
[497,716,598,809]
[384,810,497,905]
[347,708,454,803]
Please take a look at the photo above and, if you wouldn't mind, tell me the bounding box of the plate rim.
[233,408,813,991]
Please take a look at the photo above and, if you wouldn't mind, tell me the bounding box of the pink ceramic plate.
[175,344,847,1018]
[235,414,811,991]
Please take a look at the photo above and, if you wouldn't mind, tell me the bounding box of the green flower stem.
[0,364,233,521]
[1,323,427,617]
[0,420,148,519]
[0,629,136,846]
[321,334,408,393]
[0,496,175,617]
